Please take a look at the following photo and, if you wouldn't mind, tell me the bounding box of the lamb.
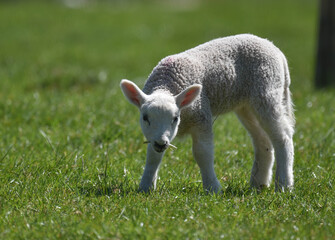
[120,34,295,194]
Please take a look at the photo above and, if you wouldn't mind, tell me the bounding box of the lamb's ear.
[120,79,147,108]
[175,84,202,109]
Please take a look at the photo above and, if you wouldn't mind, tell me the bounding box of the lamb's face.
[120,79,202,153]
[140,93,180,153]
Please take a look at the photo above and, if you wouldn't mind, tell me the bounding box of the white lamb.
[120,34,295,194]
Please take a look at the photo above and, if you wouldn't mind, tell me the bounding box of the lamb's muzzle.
[144,141,178,152]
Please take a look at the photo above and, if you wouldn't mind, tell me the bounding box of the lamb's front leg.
[192,131,222,194]
[139,144,164,193]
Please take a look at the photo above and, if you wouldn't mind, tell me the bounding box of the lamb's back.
[190,34,285,114]
[144,34,286,115]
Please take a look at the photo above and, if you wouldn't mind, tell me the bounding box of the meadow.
[0,0,334,239]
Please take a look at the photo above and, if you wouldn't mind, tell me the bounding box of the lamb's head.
[120,79,202,153]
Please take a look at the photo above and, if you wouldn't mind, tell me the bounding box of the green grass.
[1,0,334,239]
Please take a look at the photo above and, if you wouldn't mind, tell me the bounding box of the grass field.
[1,0,334,239]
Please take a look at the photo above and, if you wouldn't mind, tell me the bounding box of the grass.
[0,0,334,239]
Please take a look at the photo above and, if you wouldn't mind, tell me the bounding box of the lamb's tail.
[282,54,295,129]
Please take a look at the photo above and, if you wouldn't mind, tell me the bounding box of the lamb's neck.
[143,75,182,96]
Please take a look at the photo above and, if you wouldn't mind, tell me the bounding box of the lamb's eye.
[172,116,179,125]
[143,114,150,125]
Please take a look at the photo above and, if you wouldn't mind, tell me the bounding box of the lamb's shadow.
[77,180,264,198]
[78,182,138,197]
[221,185,259,197]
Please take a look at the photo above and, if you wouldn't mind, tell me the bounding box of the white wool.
[121,34,295,193]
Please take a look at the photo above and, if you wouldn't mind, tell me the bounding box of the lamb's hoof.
[138,185,154,194]
[275,184,293,193]
[204,182,222,195]
[250,184,269,193]
[250,177,271,189]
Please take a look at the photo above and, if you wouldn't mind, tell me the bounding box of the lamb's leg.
[235,107,274,189]
[254,100,294,191]
[139,144,164,193]
[192,130,222,194]
[267,119,294,191]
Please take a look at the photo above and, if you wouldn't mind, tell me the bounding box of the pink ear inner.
[131,96,140,106]
[126,83,140,106]
[181,88,197,107]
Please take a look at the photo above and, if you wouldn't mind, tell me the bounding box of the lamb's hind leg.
[253,99,294,191]
[235,107,274,189]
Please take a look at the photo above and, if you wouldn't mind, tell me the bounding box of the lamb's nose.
[153,141,168,152]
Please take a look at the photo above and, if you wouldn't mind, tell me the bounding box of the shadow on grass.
[77,179,269,198]
[78,182,203,197]
[78,179,139,197]
[222,185,258,197]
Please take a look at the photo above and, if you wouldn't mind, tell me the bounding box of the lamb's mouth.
[144,141,177,152]
[153,142,168,153]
